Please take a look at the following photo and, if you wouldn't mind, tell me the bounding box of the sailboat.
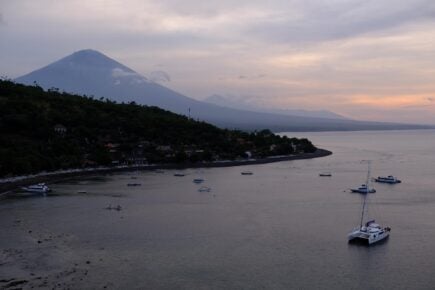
[348,162,391,245]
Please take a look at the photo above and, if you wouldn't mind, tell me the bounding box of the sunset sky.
[2,0,435,123]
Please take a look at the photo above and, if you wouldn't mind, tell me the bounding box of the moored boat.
[193,178,204,184]
[351,184,376,194]
[241,171,253,175]
[374,175,401,184]
[127,183,141,186]
[319,172,332,177]
[21,183,51,194]
[348,161,390,245]
[348,220,391,245]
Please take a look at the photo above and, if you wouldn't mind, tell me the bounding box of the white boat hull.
[348,227,390,245]
[21,184,51,194]
[21,188,48,193]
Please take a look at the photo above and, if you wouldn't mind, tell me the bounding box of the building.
[54,124,67,134]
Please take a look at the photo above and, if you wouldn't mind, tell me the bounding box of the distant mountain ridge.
[15,49,434,132]
[204,94,347,120]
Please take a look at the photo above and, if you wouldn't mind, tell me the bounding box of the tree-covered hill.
[0,80,316,177]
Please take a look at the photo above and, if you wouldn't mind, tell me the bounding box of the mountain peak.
[69,49,107,60]
[73,48,102,55]
[53,49,134,72]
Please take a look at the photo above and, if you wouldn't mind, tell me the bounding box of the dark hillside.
[0,80,316,177]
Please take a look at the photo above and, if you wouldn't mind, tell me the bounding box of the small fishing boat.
[193,178,204,184]
[198,186,211,192]
[241,171,253,175]
[374,175,401,184]
[106,204,122,211]
[174,173,185,177]
[319,172,332,177]
[127,183,141,186]
[21,183,51,194]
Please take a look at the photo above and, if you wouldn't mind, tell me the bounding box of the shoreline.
[0,149,331,195]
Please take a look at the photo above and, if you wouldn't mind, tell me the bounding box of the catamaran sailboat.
[348,162,390,245]
[348,220,391,245]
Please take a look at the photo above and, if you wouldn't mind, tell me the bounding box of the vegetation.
[0,80,317,177]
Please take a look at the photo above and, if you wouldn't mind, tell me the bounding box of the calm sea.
[1,130,435,289]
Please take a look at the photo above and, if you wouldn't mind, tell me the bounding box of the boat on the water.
[319,172,332,177]
[241,171,253,175]
[374,175,401,184]
[351,184,376,193]
[193,178,204,184]
[198,186,211,192]
[127,183,141,186]
[174,173,185,177]
[351,163,376,193]
[348,220,391,245]
[348,161,390,245]
[21,183,51,194]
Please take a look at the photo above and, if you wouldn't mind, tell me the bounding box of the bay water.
[1,130,435,289]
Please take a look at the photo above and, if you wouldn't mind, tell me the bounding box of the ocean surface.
[2,130,435,289]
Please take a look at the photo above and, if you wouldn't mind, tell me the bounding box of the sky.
[2,0,435,124]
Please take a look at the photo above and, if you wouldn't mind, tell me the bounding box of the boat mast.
[359,161,371,229]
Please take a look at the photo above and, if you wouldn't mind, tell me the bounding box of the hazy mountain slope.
[204,94,347,120]
[15,49,433,132]
[15,49,202,115]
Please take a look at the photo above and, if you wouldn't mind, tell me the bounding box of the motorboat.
[193,178,204,184]
[351,184,376,193]
[351,162,376,193]
[374,175,401,184]
[21,183,51,194]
